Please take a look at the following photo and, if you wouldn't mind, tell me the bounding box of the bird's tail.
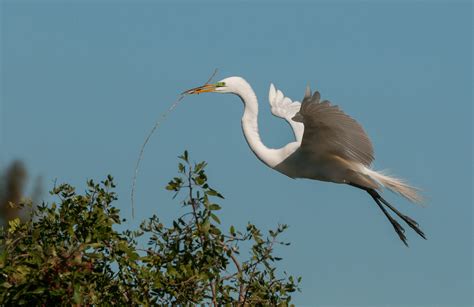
[364,169,423,204]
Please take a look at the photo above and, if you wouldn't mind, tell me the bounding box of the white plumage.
[268,84,304,143]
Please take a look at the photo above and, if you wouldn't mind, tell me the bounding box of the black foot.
[375,191,427,240]
[349,183,427,246]
[369,193,408,246]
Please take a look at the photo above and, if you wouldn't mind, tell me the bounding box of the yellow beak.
[182,83,217,95]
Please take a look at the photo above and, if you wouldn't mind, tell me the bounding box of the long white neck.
[233,81,282,168]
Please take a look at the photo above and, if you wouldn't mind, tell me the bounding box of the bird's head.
[183,76,250,95]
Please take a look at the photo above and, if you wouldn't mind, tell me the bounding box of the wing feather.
[268,84,304,142]
[293,87,374,166]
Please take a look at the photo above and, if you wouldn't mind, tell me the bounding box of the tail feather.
[365,169,423,204]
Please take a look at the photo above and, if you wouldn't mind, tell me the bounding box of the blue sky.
[1,1,472,306]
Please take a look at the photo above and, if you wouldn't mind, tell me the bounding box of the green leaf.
[210,213,221,224]
[7,218,20,233]
[1,282,12,289]
[178,150,189,162]
[205,189,224,199]
[194,175,206,185]
[208,204,221,211]
[210,226,221,235]
[194,161,207,173]
[201,219,211,233]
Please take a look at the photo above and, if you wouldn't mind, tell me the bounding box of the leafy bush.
[0,152,300,305]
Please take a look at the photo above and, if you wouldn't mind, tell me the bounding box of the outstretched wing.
[268,84,304,142]
[292,87,374,166]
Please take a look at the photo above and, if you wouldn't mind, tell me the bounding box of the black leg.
[371,190,427,240]
[349,183,426,245]
[368,192,408,246]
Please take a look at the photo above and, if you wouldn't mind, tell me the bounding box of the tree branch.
[187,166,217,307]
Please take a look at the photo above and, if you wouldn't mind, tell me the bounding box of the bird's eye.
[216,82,226,87]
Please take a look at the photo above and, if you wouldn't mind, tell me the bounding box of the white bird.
[184,76,426,246]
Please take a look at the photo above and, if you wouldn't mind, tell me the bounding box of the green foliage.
[0,152,300,305]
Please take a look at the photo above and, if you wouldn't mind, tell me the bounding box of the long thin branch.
[220,272,238,281]
[223,245,245,304]
[130,68,218,218]
[131,94,185,218]
[188,170,203,246]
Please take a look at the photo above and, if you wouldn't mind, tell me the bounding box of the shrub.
[0,152,300,305]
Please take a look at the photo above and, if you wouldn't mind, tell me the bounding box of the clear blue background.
[1,1,472,306]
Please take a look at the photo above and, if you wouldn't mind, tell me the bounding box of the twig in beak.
[182,68,219,95]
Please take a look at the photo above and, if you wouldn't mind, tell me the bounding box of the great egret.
[184,76,426,246]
